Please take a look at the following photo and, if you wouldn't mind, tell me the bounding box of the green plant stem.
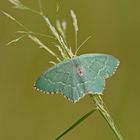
[54,109,97,140]
[92,95,124,140]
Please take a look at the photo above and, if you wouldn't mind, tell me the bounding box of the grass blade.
[54,109,96,140]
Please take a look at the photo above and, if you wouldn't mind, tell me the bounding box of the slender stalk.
[92,95,124,140]
[16,30,55,39]
[2,11,29,31]
[28,35,61,62]
[38,0,43,14]
[54,109,97,140]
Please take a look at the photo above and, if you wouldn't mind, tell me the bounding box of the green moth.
[34,53,119,102]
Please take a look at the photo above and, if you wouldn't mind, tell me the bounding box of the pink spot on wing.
[77,67,84,76]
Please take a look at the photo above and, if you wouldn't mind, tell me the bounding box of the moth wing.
[78,54,120,94]
[34,58,90,102]
[34,60,72,94]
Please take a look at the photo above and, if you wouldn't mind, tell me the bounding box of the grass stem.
[92,95,124,140]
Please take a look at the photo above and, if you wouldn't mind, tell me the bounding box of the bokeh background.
[0,0,140,140]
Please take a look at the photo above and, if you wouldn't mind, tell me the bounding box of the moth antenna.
[75,35,93,55]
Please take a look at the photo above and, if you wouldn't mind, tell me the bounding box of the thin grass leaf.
[7,35,26,46]
[55,109,97,140]
[70,10,78,51]
[28,35,61,62]
[92,95,124,140]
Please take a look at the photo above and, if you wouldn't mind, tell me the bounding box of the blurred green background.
[0,0,140,140]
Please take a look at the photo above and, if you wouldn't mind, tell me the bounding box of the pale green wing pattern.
[34,54,119,102]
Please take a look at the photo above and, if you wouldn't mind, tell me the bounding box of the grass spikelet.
[43,16,60,42]
[70,10,78,51]
[56,20,66,41]
[28,35,61,62]
[56,0,60,12]
[61,21,67,31]
[49,61,56,65]
[43,16,72,58]
[54,44,67,59]
[70,10,78,32]
[8,0,26,9]
[7,35,26,46]
[59,36,73,57]
[8,0,21,6]
[4,1,74,59]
